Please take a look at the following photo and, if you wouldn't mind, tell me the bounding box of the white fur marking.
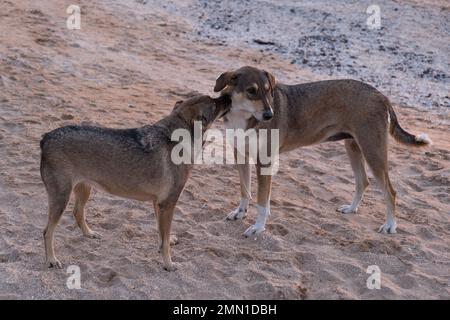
[224,92,255,129]
[416,133,432,145]
[243,204,269,237]
[226,197,249,220]
[239,198,249,210]
[378,219,397,234]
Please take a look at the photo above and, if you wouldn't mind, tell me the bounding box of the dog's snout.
[262,110,273,121]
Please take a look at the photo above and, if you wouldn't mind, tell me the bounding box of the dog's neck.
[151,114,190,137]
[153,113,212,146]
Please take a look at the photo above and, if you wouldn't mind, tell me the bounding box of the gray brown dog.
[40,94,231,271]
[214,66,431,237]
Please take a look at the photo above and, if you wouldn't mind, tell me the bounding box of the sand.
[0,0,448,299]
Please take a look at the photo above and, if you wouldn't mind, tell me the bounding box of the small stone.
[61,114,74,120]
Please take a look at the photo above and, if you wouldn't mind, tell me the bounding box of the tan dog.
[40,94,231,271]
[214,66,431,236]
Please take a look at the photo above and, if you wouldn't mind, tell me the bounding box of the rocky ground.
[148,0,449,111]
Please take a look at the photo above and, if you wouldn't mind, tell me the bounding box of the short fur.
[40,94,231,271]
[214,66,431,236]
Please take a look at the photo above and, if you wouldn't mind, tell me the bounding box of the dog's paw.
[170,235,178,246]
[47,258,63,269]
[243,224,265,237]
[337,204,357,214]
[378,220,397,234]
[226,207,247,221]
[163,262,179,272]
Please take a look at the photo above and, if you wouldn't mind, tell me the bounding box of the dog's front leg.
[243,165,271,237]
[155,200,178,271]
[226,152,251,220]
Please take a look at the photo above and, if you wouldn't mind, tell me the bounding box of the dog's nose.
[262,110,273,121]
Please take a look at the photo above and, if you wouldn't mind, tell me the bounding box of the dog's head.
[214,66,276,122]
[171,94,231,130]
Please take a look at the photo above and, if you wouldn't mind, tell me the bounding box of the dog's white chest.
[224,109,252,130]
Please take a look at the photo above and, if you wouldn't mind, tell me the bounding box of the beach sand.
[0,0,448,299]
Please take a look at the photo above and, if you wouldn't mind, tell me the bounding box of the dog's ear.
[214,71,236,92]
[264,70,276,90]
[172,100,184,111]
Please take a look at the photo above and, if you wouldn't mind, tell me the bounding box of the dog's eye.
[246,87,257,95]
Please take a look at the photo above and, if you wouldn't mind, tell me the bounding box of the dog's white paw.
[243,224,265,237]
[378,220,397,234]
[337,204,357,214]
[163,262,180,272]
[170,235,178,246]
[226,207,247,220]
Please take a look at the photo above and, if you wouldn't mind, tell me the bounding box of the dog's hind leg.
[73,183,101,239]
[337,139,369,214]
[357,134,397,234]
[43,174,72,268]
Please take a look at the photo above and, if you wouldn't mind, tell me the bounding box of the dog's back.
[40,125,162,153]
[40,124,176,200]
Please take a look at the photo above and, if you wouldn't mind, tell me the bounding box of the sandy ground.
[0,0,449,299]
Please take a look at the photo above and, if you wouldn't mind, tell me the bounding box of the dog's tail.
[387,105,432,147]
